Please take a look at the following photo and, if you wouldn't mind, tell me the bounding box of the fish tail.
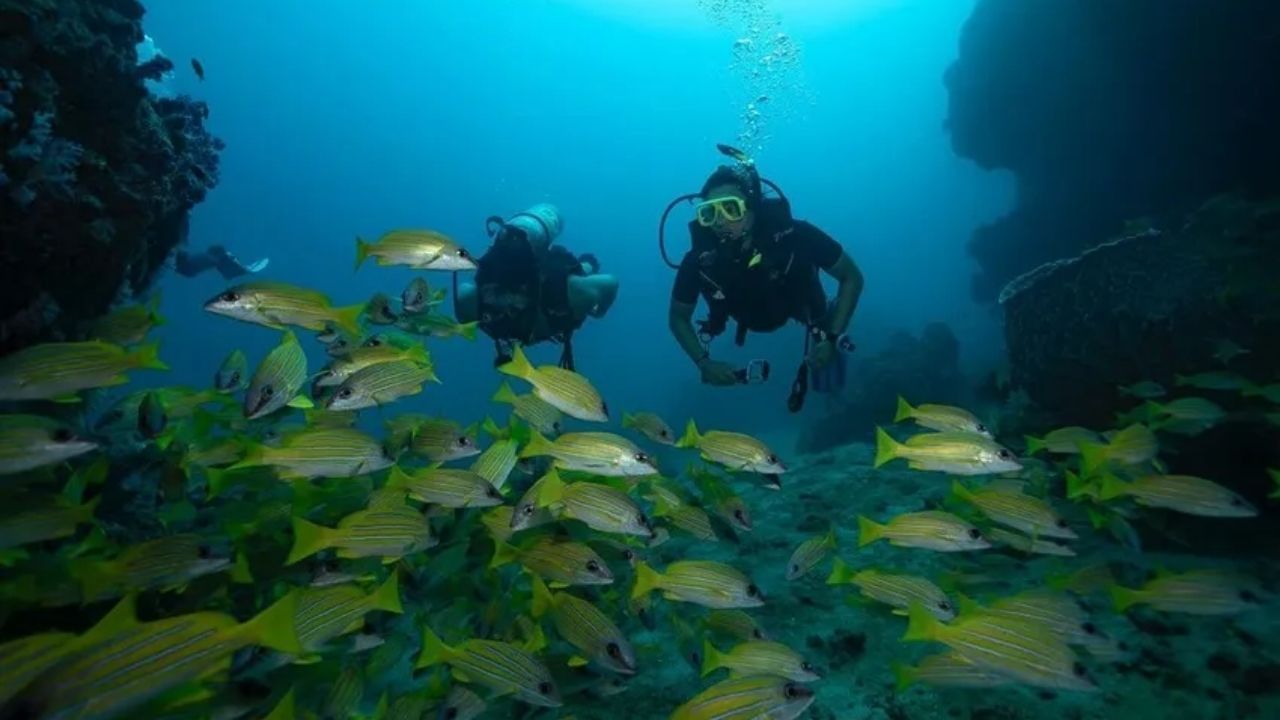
[529,574,553,619]
[954,592,982,617]
[857,515,885,547]
[825,556,856,585]
[622,412,636,429]
[332,304,365,336]
[489,540,519,570]
[700,639,723,677]
[535,468,565,507]
[456,321,478,341]
[893,395,915,423]
[1078,440,1108,475]
[406,344,431,366]
[631,561,661,600]
[676,419,700,449]
[519,430,555,459]
[369,572,403,614]
[949,479,975,504]
[890,661,917,692]
[286,394,314,409]
[1023,435,1046,456]
[414,625,452,669]
[354,236,371,270]
[1064,470,1093,501]
[286,516,334,565]
[492,381,518,405]
[873,426,901,468]
[497,344,535,380]
[129,341,169,371]
[243,589,303,654]
[901,602,941,642]
[824,524,838,550]
[77,559,116,603]
[385,465,413,491]
[1097,472,1128,501]
[1109,584,1144,613]
[231,551,253,584]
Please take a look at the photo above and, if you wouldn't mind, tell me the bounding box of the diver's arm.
[568,275,619,319]
[822,252,863,337]
[454,282,479,323]
[668,300,706,366]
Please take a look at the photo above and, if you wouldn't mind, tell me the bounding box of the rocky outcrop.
[1000,196,1280,426]
[0,0,223,353]
[946,0,1280,302]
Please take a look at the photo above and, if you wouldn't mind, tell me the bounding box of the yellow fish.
[0,341,167,401]
[354,229,476,271]
[498,345,608,422]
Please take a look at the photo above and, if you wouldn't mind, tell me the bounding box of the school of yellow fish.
[0,227,1275,719]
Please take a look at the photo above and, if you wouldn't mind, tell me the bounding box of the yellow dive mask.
[694,196,747,227]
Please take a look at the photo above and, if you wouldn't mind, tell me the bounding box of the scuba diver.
[660,145,864,412]
[173,245,269,280]
[454,203,618,370]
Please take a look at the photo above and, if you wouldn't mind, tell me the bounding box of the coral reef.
[796,322,964,454]
[1000,195,1280,429]
[946,0,1280,302]
[0,0,223,353]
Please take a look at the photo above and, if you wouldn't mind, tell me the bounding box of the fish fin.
[354,236,371,270]
[622,412,636,429]
[415,625,454,669]
[700,639,722,677]
[535,468,565,507]
[856,515,885,548]
[489,540,519,570]
[286,394,314,409]
[1024,435,1046,456]
[1097,472,1128,501]
[949,479,975,504]
[128,341,169,371]
[492,381,518,405]
[893,396,915,423]
[1109,584,1144,613]
[825,556,856,585]
[231,551,254,584]
[456,321,478,341]
[873,426,901,468]
[481,416,505,439]
[530,574,553,618]
[955,592,982,617]
[676,419,700,449]
[890,661,917,691]
[286,516,334,565]
[385,465,413,491]
[77,558,117,603]
[519,429,555,459]
[332,304,365,335]
[1078,440,1108,475]
[51,393,85,403]
[567,655,588,668]
[243,590,303,654]
[369,572,403,614]
[1064,470,1095,501]
[631,561,661,600]
[902,602,941,642]
[497,344,534,380]
[83,593,139,641]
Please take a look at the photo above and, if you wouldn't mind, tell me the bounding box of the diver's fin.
[245,258,270,273]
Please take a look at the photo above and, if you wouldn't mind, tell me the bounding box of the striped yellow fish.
[400,276,444,314]
[287,507,434,565]
[397,312,479,340]
[632,560,762,609]
[231,427,393,479]
[1110,569,1260,615]
[204,281,363,333]
[536,469,654,538]
[214,348,248,392]
[785,526,837,581]
[0,631,78,706]
[959,591,1112,650]
[363,292,399,325]
[1078,424,1158,473]
[670,676,814,720]
[0,340,167,401]
[387,415,479,461]
[10,591,301,719]
[0,414,97,475]
[951,481,1077,539]
[874,427,1020,476]
[903,602,1096,692]
[74,534,230,602]
[471,436,519,488]
[826,558,955,620]
[705,609,769,642]
[1023,426,1101,455]
[294,574,402,653]
[657,502,717,542]
[691,466,753,532]
[1097,473,1256,517]
[622,411,676,445]
[325,359,437,411]
[530,575,636,674]
[415,625,561,707]
[521,432,656,477]
[493,381,563,435]
[0,496,98,551]
[314,344,430,388]
[89,295,163,346]
[355,229,475,271]
[438,686,487,720]
[245,330,312,419]
[321,666,364,719]
[386,465,503,508]
[987,527,1076,557]
[891,652,1012,691]
[677,420,786,474]
[895,396,991,437]
[498,345,608,422]
[1047,564,1115,596]
[857,511,990,552]
[490,536,613,586]
[508,475,559,532]
[702,639,821,682]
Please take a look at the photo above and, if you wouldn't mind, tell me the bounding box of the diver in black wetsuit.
[661,145,864,411]
[174,245,269,280]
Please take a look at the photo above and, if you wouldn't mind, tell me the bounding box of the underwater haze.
[2,1,1279,720]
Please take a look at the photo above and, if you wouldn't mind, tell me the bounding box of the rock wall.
[946,0,1280,302]
[0,0,223,353]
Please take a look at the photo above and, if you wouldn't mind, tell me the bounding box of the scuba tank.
[488,203,564,254]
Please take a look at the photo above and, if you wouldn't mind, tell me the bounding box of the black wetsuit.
[175,246,256,280]
[473,240,588,367]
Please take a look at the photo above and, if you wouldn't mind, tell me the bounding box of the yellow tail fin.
[129,341,169,371]
[492,382,519,405]
[369,572,403,614]
[519,430,556,459]
[825,556,856,585]
[243,590,303,654]
[631,561,662,600]
[530,574,554,619]
[873,427,901,469]
[354,237,371,270]
[857,515,886,548]
[497,344,535,381]
[1023,435,1047,456]
[286,517,335,565]
[414,625,453,669]
[331,304,365,336]
[893,396,915,423]
[890,661,917,692]
[700,639,724,677]
[1109,584,1145,613]
[457,321,478,341]
[676,419,701,449]
[901,602,941,642]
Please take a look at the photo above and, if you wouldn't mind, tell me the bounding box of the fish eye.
[789,563,799,574]
[458,436,471,447]
[966,528,981,540]
[938,600,952,611]
[766,454,779,464]
[458,249,471,259]
[196,544,213,559]
[606,642,622,659]
[1081,622,1097,635]
[220,291,239,302]
[634,452,650,463]
[1229,496,1244,506]
[745,583,759,598]
[586,560,602,573]
[261,386,275,398]
[552,422,562,434]
[783,682,801,699]
[997,449,1012,460]
[487,487,502,499]
[976,423,987,433]
[1072,662,1088,678]
[622,549,635,561]
[521,504,535,517]
[537,681,553,696]
[51,428,74,443]
[752,629,764,640]
[637,513,651,529]
[601,401,609,416]
[800,661,814,672]
[338,388,354,399]
[229,372,240,385]
[733,509,746,522]
[1055,519,1069,528]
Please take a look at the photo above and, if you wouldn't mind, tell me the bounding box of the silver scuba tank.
[501,203,563,255]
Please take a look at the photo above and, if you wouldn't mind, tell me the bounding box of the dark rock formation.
[946,0,1280,302]
[796,322,964,454]
[0,0,223,353]
[1000,196,1280,428]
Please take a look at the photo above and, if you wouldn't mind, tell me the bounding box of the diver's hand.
[698,358,739,386]
[808,339,835,370]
